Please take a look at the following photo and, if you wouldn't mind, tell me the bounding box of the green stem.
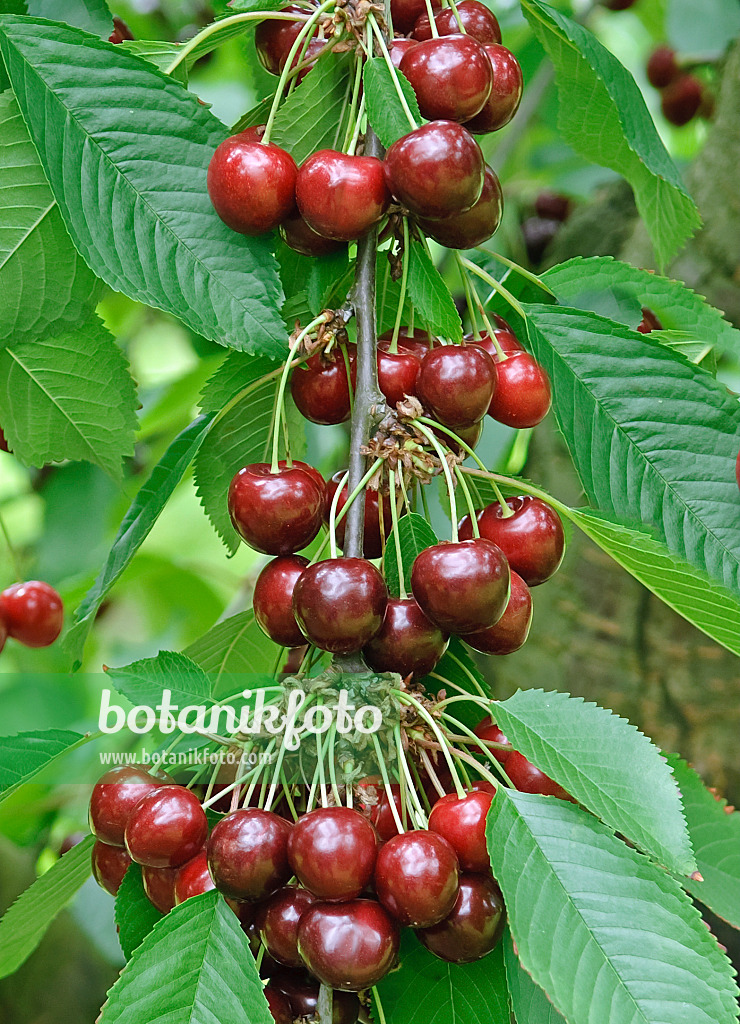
[422,0,440,35]
[371,732,406,835]
[390,218,411,352]
[368,15,419,129]
[459,466,569,517]
[396,691,466,798]
[460,257,527,322]
[454,466,480,535]
[414,422,458,539]
[389,470,407,599]
[271,314,329,471]
[476,247,555,296]
[342,51,366,153]
[0,511,23,582]
[328,470,349,560]
[346,92,367,156]
[310,457,384,564]
[394,725,428,828]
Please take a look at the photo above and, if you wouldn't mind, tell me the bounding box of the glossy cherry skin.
[389,38,418,67]
[390,0,439,33]
[385,121,485,219]
[487,350,551,428]
[125,786,208,869]
[463,44,523,134]
[293,557,388,654]
[297,900,400,991]
[0,581,63,648]
[173,850,215,905]
[413,0,501,42]
[264,986,293,1024]
[291,346,355,424]
[376,339,423,407]
[661,74,703,126]
[325,476,394,561]
[207,135,297,235]
[417,874,505,963]
[356,777,404,841]
[272,972,361,1024]
[429,788,495,872]
[506,751,570,799]
[296,151,391,241]
[228,461,325,555]
[534,191,572,222]
[416,345,497,429]
[257,885,318,967]
[375,830,459,927]
[379,328,434,361]
[253,555,309,648]
[362,597,448,680]
[463,570,532,654]
[207,809,292,901]
[465,496,564,586]
[142,864,179,913]
[280,210,343,256]
[400,36,493,123]
[287,807,378,901]
[89,765,162,847]
[255,7,308,75]
[92,841,131,896]
[419,165,503,249]
[411,539,510,635]
[637,306,662,333]
[237,124,267,145]
[473,717,512,764]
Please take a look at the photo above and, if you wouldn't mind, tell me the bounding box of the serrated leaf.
[520,1,700,266]
[0,834,93,979]
[504,931,567,1024]
[0,17,285,355]
[383,511,436,598]
[120,40,187,83]
[0,729,85,803]
[407,239,462,342]
[493,689,695,875]
[115,864,163,960]
[26,0,112,36]
[488,791,739,1024]
[363,57,420,148]
[271,51,354,164]
[232,94,276,134]
[99,890,273,1024]
[106,650,212,707]
[307,247,350,314]
[185,611,279,695]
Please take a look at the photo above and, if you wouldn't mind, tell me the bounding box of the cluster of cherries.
[0,580,63,655]
[646,46,713,128]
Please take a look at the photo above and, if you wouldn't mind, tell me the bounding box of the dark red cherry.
[257,885,318,967]
[411,538,510,635]
[0,426,11,453]
[293,557,388,654]
[255,7,308,75]
[522,216,559,264]
[463,570,532,654]
[390,0,439,33]
[289,36,325,81]
[207,135,297,235]
[264,986,293,1024]
[125,786,208,869]
[506,751,570,799]
[417,344,496,429]
[173,850,215,905]
[92,841,131,896]
[273,972,361,1023]
[473,717,513,764]
[238,123,267,144]
[207,809,292,901]
[297,900,400,990]
[376,339,423,406]
[468,496,564,586]
[0,581,63,648]
[417,874,505,963]
[108,16,134,43]
[385,121,485,218]
[400,35,492,122]
[389,38,418,67]
[142,864,179,913]
[362,597,448,680]
[287,807,377,901]
[228,461,325,555]
[647,46,679,88]
[429,788,495,872]
[325,474,394,560]
[356,777,404,841]
[280,210,343,256]
[291,346,356,424]
[534,191,572,222]
[89,765,162,847]
[296,151,391,241]
[602,0,636,9]
[487,350,551,428]
[637,307,662,333]
[253,555,309,648]
[463,44,523,134]
[379,328,433,362]
[661,74,703,126]
[413,0,501,42]
[444,419,484,453]
[375,830,459,927]
[419,165,503,249]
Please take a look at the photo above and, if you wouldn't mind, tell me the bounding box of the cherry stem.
[455,255,506,357]
[0,511,23,582]
[475,247,555,296]
[343,49,366,153]
[418,747,448,799]
[416,415,485,471]
[459,258,481,339]
[368,15,420,129]
[318,986,334,1024]
[454,466,480,536]
[346,91,367,156]
[390,218,411,352]
[459,466,570,518]
[328,470,349,560]
[460,257,527,322]
[271,314,329,472]
[413,422,458,539]
[389,469,407,599]
[371,731,406,835]
[445,652,489,698]
[373,987,389,1024]
[394,724,429,827]
[396,691,466,798]
[310,457,384,565]
[421,0,440,36]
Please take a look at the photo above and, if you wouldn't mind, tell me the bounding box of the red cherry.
[375,830,459,927]
[390,0,439,33]
[0,581,63,648]
[506,751,570,799]
[400,35,493,123]
[379,327,434,362]
[173,850,215,905]
[661,74,703,126]
[473,717,512,763]
[228,461,325,555]
[257,885,318,967]
[264,986,293,1024]
[416,345,497,429]
[389,38,418,67]
[637,307,662,333]
[445,419,484,453]
[522,216,559,264]
[253,555,310,648]
[356,777,404,841]
[297,900,400,990]
[92,841,131,896]
[255,8,309,75]
[125,786,208,869]
[487,350,551,428]
[289,37,325,81]
[417,874,505,962]
[325,473,394,560]
[419,165,503,249]
[376,339,423,406]
[272,971,361,1023]
[467,496,564,586]
[108,16,134,43]
[647,46,679,88]
[413,0,501,42]
[287,807,377,901]
[362,597,448,680]
[89,765,162,847]
[384,121,485,219]
[467,325,523,365]
[142,864,179,913]
[296,151,391,241]
[428,788,495,872]
[291,347,355,425]
[238,124,267,144]
[0,426,11,453]
[207,808,292,901]
[293,557,388,654]
[462,44,523,134]
[280,210,343,256]
[411,539,510,634]
[463,570,532,654]
[207,135,297,235]
[534,191,572,222]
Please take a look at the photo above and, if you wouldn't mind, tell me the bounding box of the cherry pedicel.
[292,557,388,654]
[92,841,131,896]
[228,461,326,555]
[257,885,318,967]
[125,786,208,869]
[287,806,377,901]
[419,165,503,249]
[255,7,309,76]
[297,900,400,990]
[417,874,505,963]
[362,596,448,680]
[280,210,343,257]
[413,1,502,44]
[400,36,493,123]
[207,134,297,236]
[296,151,391,242]
[465,495,565,586]
[143,864,179,913]
[416,344,497,429]
[356,777,404,841]
[375,830,460,927]
[487,350,552,428]
[89,764,162,847]
[464,570,532,655]
[173,850,215,905]
[291,347,355,425]
[253,555,309,648]
[376,338,423,407]
[463,45,523,134]
[506,751,570,799]
[325,474,394,560]
[207,808,292,901]
[473,717,513,764]
[411,538,510,635]
[0,580,63,648]
[389,38,418,67]
[428,787,495,873]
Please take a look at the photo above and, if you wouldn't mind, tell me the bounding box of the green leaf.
[523,305,740,598]
[0,90,102,344]
[0,834,94,979]
[99,890,274,1024]
[26,0,112,36]
[232,94,276,134]
[520,1,700,266]
[377,250,414,333]
[374,929,509,1024]
[106,650,213,707]
[307,247,350,315]
[363,57,420,148]
[115,864,163,960]
[0,729,85,803]
[383,511,436,598]
[504,931,567,1024]
[66,414,215,668]
[0,314,137,477]
[423,637,491,729]
[0,17,285,356]
[271,51,353,164]
[488,791,739,1024]
[185,611,279,695]
[119,40,187,83]
[407,238,462,342]
[666,753,740,929]
[493,689,695,875]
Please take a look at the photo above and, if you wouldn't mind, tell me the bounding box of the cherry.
[390,0,439,34]
[417,874,505,963]
[463,44,523,133]
[400,36,493,123]
[445,419,484,452]
[325,473,395,560]
[416,344,496,429]
[89,765,162,847]
[506,751,570,799]
[362,597,448,680]
[356,777,404,841]
[297,900,399,990]
[92,841,131,896]
[289,37,325,81]
[255,7,309,75]
[125,786,208,869]
[257,885,318,967]
[207,134,297,235]
[428,788,495,872]
[0,581,63,648]
[375,339,423,407]
[108,16,134,43]
[389,38,418,67]
[142,864,179,913]
[411,539,510,634]
[473,717,513,764]
[419,165,503,249]
[59,832,86,855]
[207,808,292,901]
[228,461,325,555]
[646,45,679,89]
[272,972,361,1023]
[467,325,522,379]
[0,426,10,453]
[522,217,560,264]
[463,570,532,654]
[291,346,355,425]
[379,328,434,361]
[253,555,309,648]
[296,151,391,241]
[413,1,501,43]
[661,74,703,126]
[293,558,388,654]
[375,830,459,927]
[465,496,564,586]
[174,850,215,905]
[288,807,377,901]
[264,986,293,1024]
[487,350,551,428]
[534,191,572,222]
[280,210,343,256]
[637,307,662,333]
[602,0,636,9]
[384,121,485,219]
